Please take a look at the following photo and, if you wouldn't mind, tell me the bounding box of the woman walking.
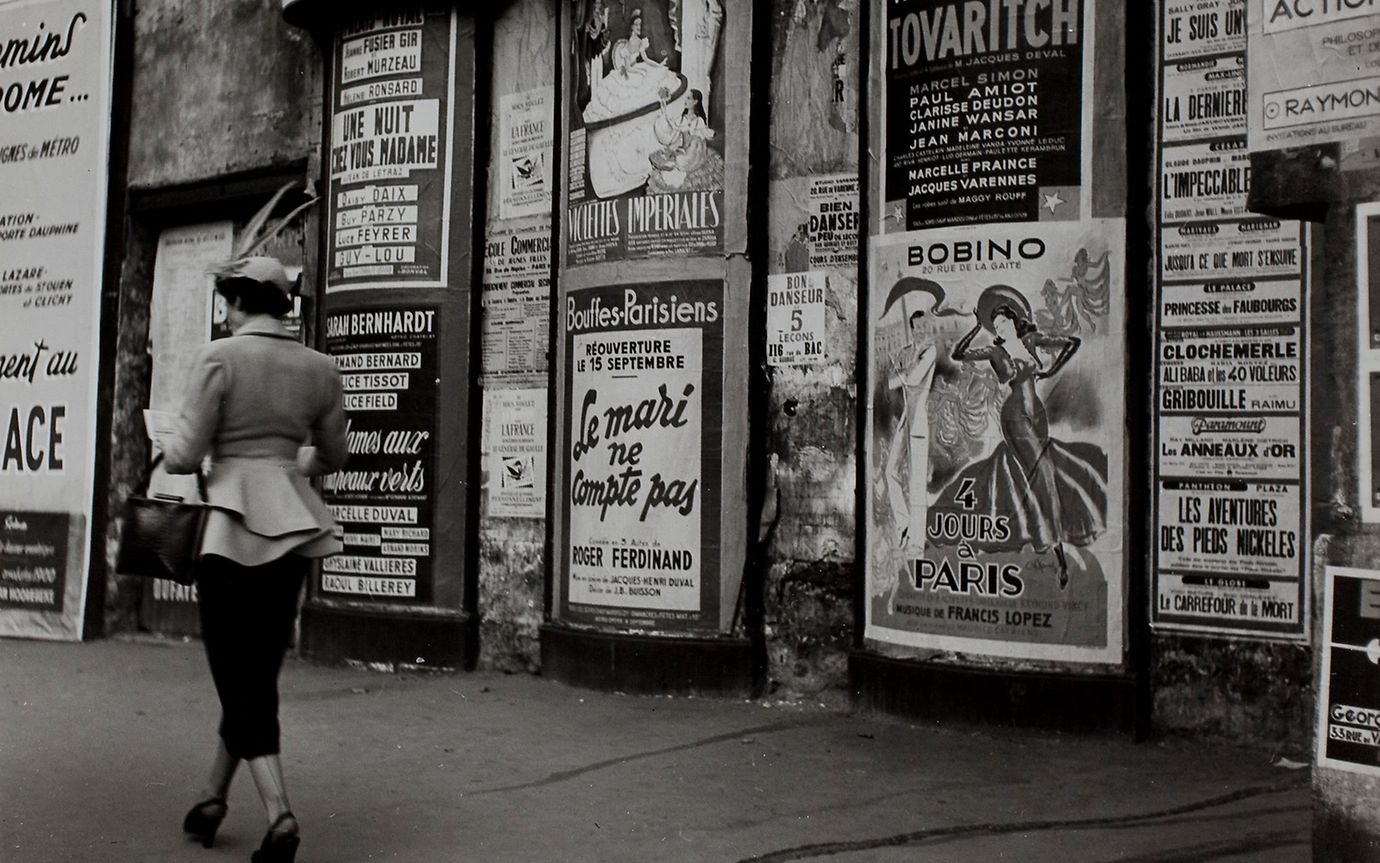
[162,255,347,863]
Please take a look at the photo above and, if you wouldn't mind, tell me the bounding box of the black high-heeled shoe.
[251,812,300,863]
[182,797,227,848]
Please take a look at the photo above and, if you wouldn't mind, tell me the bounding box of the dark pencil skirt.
[195,553,307,760]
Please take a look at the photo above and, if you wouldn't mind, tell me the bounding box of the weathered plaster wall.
[476,0,554,673]
[1306,197,1380,853]
[127,0,318,189]
[104,0,322,636]
[763,0,860,703]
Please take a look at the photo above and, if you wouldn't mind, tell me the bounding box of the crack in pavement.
[467,718,814,796]
[737,778,1308,862]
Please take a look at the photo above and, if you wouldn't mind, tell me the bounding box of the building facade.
[2,0,1378,854]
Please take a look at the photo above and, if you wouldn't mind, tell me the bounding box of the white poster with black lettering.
[0,0,114,639]
[1153,0,1308,640]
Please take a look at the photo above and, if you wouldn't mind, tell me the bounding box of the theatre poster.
[561,280,724,632]
[865,221,1126,664]
[566,0,730,265]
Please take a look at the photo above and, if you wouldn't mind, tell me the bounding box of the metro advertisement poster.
[865,221,1126,663]
[562,280,723,631]
[0,0,113,638]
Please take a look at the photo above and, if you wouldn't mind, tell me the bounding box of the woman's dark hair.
[685,89,707,121]
[215,277,293,318]
[992,304,1036,338]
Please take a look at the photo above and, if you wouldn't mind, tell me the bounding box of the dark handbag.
[115,453,209,585]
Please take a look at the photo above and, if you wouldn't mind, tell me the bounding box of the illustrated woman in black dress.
[945,284,1108,587]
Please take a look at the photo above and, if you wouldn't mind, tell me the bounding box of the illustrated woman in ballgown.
[944,284,1108,587]
[649,88,723,191]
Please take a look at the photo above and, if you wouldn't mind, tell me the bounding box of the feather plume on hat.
[207,181,318,296]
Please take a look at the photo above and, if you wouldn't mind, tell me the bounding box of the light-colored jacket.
[163,316,348,566]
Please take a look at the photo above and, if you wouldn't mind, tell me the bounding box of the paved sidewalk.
[2,638,1309,862]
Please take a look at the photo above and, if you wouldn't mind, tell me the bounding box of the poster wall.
[565,0,726,265]
[1317,566,1380,778]
[865,221,1126,663]
[1247,0,1380,153]
[0,0,113,638]
[1153,0,1309,640]
[327,8,457,291]
[320,307,439,602]
[561,280,723,631]
[880,0,1093,232]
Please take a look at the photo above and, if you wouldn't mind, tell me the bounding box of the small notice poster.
[880,0,1093,231]
[808,174,860,270]
[766,272,827,366]
[499,86,554,220]
[483,388,547,519]
[481,222,552,378]
[320,307,439,602]
[1318,567,1380,777]
[327,8,458,291]
[562,280,724,631]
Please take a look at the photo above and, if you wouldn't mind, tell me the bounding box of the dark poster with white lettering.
[565,0,727,265]
[327,8,456,291]
[561,281,724,632]
[320,308,439,603]
[881,0,1090,231]
[0,511,68,613]
[1318,567,1380,777]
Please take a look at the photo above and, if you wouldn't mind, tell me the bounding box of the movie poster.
[562,280,723,631]
[1154,0,1308,639]
[320,308,439,602]
[566,0,726,264]
[327,8,458,291]
[880,0,1093,231]
[0,0,113,637]
[865,221,1125,663]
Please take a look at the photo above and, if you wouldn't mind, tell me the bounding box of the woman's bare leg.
[200,738,238,802]
[246,754,296,827]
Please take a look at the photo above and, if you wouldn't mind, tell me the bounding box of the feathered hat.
[207,181,318,296]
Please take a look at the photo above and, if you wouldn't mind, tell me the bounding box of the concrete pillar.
[541,0,758,694]
[1244,4,1380,858]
